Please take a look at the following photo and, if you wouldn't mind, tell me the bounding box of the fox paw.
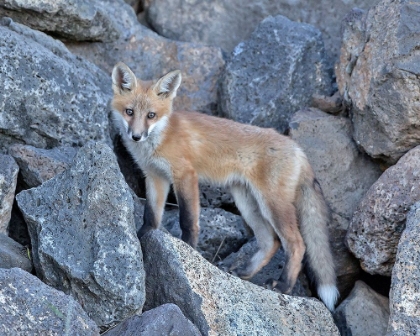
[264,278,291,294]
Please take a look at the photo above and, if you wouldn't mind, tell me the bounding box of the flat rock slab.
[336,2,420,164]
[334,281,389,336]
[0,18,111,151]
[141,230,339,336]
[0,154,19,233]
[219,15,332,132]
[162,207,249,262]
[9,144,78,188]
[347,146,420,276]
[0,233,32,272]
[388,202,420,335]
[0,268,100,336]
[103,303,201,336]
[0,0,120,42]
[16,142,145,328]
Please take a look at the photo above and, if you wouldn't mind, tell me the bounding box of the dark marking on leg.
[177,194,199,248]
[137,199,157,240]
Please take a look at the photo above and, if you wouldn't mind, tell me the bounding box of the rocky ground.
[1,0,420,335]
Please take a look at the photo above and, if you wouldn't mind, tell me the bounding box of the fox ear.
[152,70,182,99]
[112,62,137,94]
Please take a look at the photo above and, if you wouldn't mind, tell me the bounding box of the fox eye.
[125,109,133,116]
[148,112,156,119]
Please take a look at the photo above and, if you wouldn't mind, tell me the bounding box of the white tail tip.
[318,284,339,311]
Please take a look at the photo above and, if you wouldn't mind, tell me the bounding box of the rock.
[219,237,310,297]
[9,144,78,188]
[333,281,389,336]
[162,207,249,262]
[144,0,377,59]
[16,142,145,328]
[311,91,344,115]
[141,230,339,335]
[336,2,420,164]
[289,108,381,294]
[346,146,420,276]
[0,154,19,233]
[66,0,224,115]
[0,0,121,42]
[0,18,111,152]
[219,15,332,133]
[103,303,201,336]
[0,234,32,272]
[387,202,420,335]
[0,268,100,336]
[199,184,234,209]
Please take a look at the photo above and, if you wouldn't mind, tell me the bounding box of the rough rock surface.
[141,230,339,336]
[199,183,234,209]
[289,108,381,293]
[145,0,378,58]
[162,207,249,262]
[387,202,420,335]
[66,0,224,115]
[103,303,201,336]
[347,146,420,276]
[333,281,389,336]
[0,234,32,272]
[9,144,78,188]
[0,0,120,42]
[219,15,332,133]
[336,2,420,164]
[0,268,100,336]
[0,154,19,233]
[16,142,145,328]
[219,237,310,297]
[0,18,111,152]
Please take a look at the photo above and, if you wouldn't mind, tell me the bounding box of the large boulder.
[141,230,339,335]
[9,144,78,188]
[0,268,100,336]
[219,16,332,133]
[103,303,201,336]
[333,281,390,336]
[388,202,420,335]
[0,234,32,272]
[0,18,111,152]
[162,207,249,262]
[66,0,224,115]
[0,0,120,42]
[16,142,145,328]
[289,108,381,293]
[336,1,420,164]
[0,154,19,233]
[346,146,420,276]
[144,0,378,58]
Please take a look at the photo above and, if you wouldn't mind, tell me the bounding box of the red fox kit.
[111,62,339,311]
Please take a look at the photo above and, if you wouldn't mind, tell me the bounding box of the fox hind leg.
[229,185,280,279]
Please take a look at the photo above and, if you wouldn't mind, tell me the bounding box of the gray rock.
[162,207,249,262]
[0,233,32,272]
[199,183,234,209]
[141,230,339,336]
[16,142,145,328]
[336,1,420,164]
[0,0,120,42]
[219,15,332,133]
[0,154,18,233]
[0,18,111,152]
[219,237,310,297]
[0,268,100,336]
[66,0,224,115]
[347,146,420,276]
[9,144,78,188]
[103,303,201,336]
[334,281,390,336]
[387,202,420,335]
[289,108,381,294]
[145,0,377,59]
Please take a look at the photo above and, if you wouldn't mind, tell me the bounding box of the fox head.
[111,62,181,142]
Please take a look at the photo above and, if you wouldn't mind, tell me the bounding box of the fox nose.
[132,134,141,142]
